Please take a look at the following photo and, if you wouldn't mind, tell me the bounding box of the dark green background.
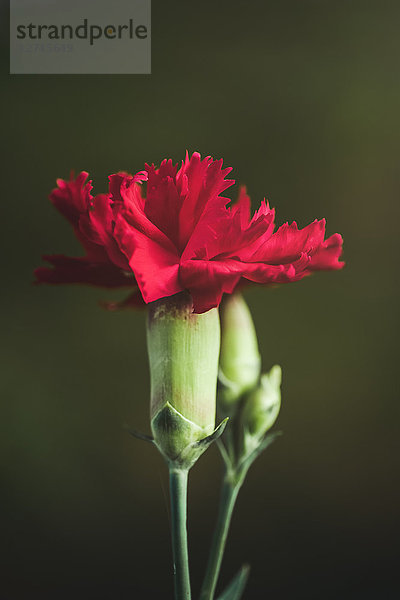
[2,1,399,598]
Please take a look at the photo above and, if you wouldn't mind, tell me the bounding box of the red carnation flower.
[112,152,343,312]
[35,152,344,313]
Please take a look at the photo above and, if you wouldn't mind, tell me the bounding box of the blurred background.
[1,0,399,598]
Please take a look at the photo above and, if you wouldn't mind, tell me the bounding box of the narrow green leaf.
[239,429,283,474]
[217,564,250,600]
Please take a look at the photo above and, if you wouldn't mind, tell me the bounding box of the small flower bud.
[240,365,281,452]
[147,292,220,463]
[219,293,261,412]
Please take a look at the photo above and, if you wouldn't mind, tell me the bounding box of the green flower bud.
[147,292,220,463]
[241,365,281,453]
[219,293,261,412]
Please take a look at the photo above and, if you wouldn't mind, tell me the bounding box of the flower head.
[36,152,344,312]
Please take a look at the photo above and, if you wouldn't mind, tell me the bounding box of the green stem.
[200,474,241,600]
[169,467,191,600]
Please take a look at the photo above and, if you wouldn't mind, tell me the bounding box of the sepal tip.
[172,417,229,470]
[124,424,155,444]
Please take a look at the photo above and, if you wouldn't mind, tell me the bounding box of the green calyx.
[151,402,213,463]
[219,293,261,413]
[147,292,221,464]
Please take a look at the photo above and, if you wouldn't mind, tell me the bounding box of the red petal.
[50,171,92,227]
[114,215,182,304]
[179,259,242,313]
[309,233,344,270]
[143,160,182,249]
[250,219,326,264]
[231,186,251,227]
[109,171,148,203]
[86,194,130,270]
[34,255,134,288]
[177,152,235,250]
[239,253,312,283]
[101,289,145,311]
[181,197,275,263]
[116,174,177,252]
